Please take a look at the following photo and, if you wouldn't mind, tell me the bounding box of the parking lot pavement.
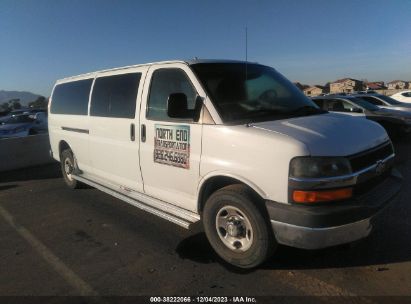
[0,138,411,300]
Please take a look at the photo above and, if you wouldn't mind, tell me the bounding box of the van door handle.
[130,123,135,141]
[141,124,146,142]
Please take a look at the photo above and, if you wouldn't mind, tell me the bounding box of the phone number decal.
[154,124,190,169]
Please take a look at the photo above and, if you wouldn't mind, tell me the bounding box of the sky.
[0,0,410,96]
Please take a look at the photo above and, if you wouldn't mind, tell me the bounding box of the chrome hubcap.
[215,206,253,252]
[64,158,73,181]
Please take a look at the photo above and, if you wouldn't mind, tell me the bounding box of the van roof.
[55,59,257,83]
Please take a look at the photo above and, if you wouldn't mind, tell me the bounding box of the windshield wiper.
[290,105,327,115]
[239,109,287,124]
[243,109,286,118]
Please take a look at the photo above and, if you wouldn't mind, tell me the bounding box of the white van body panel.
[87,66,149,193]
[252,113,389,156]
[139,62,209,212]
[48,114,92,171]
[48,74,96,172]
[199,124,310,204]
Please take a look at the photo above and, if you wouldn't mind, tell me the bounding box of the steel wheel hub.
[64,158,74,181]
[216,205,253,252]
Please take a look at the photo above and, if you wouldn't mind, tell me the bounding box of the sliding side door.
[88,67,147,192]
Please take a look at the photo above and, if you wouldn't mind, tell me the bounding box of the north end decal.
[154,124,190,169]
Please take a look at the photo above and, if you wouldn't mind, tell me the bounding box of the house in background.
[303,85,326,96]
[387,80,410,90]
[293,82,309,91]
[366,81,387,90]
[330,78,365,94]
[296,78,408,97]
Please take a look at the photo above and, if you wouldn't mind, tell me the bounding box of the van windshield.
[191,63,325,123]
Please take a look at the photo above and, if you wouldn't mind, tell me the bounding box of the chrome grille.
[349,142,394,172]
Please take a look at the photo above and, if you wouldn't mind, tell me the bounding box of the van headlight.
[290,157,352,178]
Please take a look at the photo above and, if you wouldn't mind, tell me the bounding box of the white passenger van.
[49,60,402,268]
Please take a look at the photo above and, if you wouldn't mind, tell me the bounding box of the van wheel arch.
[201,183,276,268]
[58,141,71,161]
[59,143,85,189]
[198,176,268,216]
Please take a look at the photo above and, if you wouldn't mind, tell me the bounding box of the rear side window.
[147,69,197,120]
[360,96,383,105]
[90,73,141,118]
[51,79,93,115]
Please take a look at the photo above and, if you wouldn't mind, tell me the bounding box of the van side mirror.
[167,93,203,121]
[351,108,363,113]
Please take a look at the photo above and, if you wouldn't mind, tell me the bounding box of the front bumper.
[270,217,372,250]
[266,169,402,249]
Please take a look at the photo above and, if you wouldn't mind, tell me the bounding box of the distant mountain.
[0,90,42,106]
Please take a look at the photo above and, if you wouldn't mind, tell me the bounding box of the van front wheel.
[60,149,81,189]
[203,184,276,269]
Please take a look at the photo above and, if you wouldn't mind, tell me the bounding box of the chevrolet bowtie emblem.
[375,160,386,175]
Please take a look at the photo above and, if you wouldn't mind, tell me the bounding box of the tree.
[0,102,11,112]
[12,100,22,110]
[28,96,48,109]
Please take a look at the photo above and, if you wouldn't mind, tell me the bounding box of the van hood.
[251,113,389,156]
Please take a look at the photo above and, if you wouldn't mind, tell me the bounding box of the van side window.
[90,73,141,118]
[147,69,197,120]
[51,79,93,115]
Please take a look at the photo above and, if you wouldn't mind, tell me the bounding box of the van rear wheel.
[60,149,82,189]
[203,184,276,269]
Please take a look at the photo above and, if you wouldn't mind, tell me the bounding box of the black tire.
[381,122,398,140]
[60,149,82,189]
[203,184,276,269]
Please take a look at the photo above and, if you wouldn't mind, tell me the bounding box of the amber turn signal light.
[293,188,353,203]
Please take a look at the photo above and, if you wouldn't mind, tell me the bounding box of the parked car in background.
[8,109,27,116]
[312,95,411,137]
[354,93,411,112]
[390,91,411,103]
[0,108,47,123]
[0,109,11,116]
[354,90,377,94]
[0,112,48,138]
